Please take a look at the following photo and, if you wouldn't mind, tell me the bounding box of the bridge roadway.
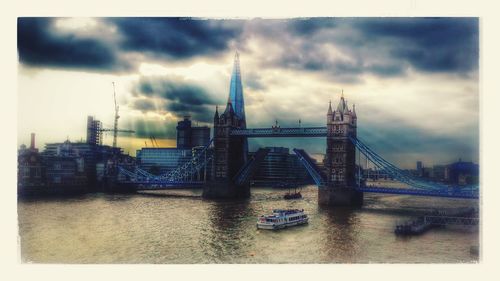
[356,186,478,199]
[134,181,204,190]
[230,127,327,137]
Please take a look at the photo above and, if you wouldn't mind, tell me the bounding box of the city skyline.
[17,17,479,168]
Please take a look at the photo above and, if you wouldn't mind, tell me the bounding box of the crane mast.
[112,82,119,148]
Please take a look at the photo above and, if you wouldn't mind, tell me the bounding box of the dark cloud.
[132,98,157,113]
[357,121,479,167]
[17,18,125,71]
[131,76,221,123]
[167,103,214,123]
[355,18,479,73]
[110,18,243,60]
[258,18,478,81]
[269,48,366,83]
[18,17,478,81]
[128,118,177,138]
[244,72,266,91]
[287,18,338,35]
[135,76,218,105]
[18,17,243,72]
[366,63,405,77]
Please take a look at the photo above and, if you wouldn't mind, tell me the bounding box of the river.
[17,185,479,263]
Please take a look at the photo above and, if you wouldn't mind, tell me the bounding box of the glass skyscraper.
[228,51,246,123]
[251,147,313,187]
[228,51,248,161]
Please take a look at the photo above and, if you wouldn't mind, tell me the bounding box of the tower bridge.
[117,52,479,205]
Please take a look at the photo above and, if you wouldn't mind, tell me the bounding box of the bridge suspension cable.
[350,136,479,195]
[350,136,443,190]
[117,139,214,187]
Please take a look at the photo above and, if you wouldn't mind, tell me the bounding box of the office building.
[136,148,192,175]
[176,116,210,149]
[445,159,479,185]
[86,116,103,146]
[42,139,123,190]
[18,133,45,192]
[251,147,312,186]
[416,161,423,177]
[431,165,446,181]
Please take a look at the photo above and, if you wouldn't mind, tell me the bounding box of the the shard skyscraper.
[228,51,246,123]
[228,51,248,160]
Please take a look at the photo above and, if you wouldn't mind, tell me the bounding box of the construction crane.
[100,82,135,147]
[153,136,159,147]
[149,136,160,148]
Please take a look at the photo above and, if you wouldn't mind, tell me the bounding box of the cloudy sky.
[17,17,479,168]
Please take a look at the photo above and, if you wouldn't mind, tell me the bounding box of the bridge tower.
[320,93,363,206]
[202,100,248,198]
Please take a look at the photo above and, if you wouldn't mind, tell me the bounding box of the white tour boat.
[256,209,309,230]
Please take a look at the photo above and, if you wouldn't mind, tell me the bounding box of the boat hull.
[256,218,309,230]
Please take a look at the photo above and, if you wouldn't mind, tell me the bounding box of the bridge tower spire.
[321,93,363,206]
[214,105,219,122]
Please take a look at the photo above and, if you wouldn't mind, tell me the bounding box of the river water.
[17,185,479,263]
